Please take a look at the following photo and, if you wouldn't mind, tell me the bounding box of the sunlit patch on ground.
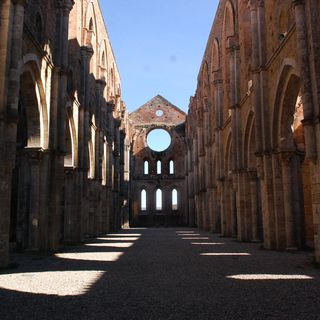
[96,237,140,241]
[107,234,142,237]
[55,252,124,262]
[178,233,201,236]
[200,253,251,256]
[182,237,210,240]
[0,270,104,296]
[227,274,314,280]
[176,231,195,234]
[85,242,134,248]
[191,242,225,245]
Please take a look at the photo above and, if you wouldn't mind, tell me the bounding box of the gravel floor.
[0,228,319,320]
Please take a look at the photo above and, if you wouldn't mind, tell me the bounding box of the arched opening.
[35,13,42,43]
[64,116,73,167]
[222,1,235,122]
[274,67,313,249]
[89,18,94,31]
[156,189,162,211]
[144,160,149,175]
[101,50,107,81]
[172,189,178,211]
[102,138,108,186]
[10,70,42,248]
[88,115,96,179]
[223,134,235,237]
[141,189,147,211]
[169,160,174,175]
[157,160,162,175]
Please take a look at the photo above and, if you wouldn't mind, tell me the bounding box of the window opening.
[144,160,149,175]
[157,160,162,174]
[172,189,178,211]
[170,160,174,174]
[141,190,147,211]
[156,189,162,211]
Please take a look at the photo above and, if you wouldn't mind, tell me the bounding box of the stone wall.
[129,95,188,227]
[0,0,129,268]
[186,0,320,262]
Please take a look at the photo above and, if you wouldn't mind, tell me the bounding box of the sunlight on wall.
[0,271,104,296]
[227,274,314,280]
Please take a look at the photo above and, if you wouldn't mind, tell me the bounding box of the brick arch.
[221,0,236,122]
[99,39,108,81]
[65,102,78,167]
[276,0,295,37]
[211,38,220,73]
[88,114,97,179]
[243,110,256,170]
[84,1,98,75]
[201,61,210,99]
[223,1,236,38]
[19,58,49,149]
[272,61,300,151]
[224,131,232,176]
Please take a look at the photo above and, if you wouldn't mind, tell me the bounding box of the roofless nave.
[1,0,320,271]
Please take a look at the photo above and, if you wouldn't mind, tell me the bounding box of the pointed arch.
[223,1,236,38]
[225,132,232,176]
[211,38,220,73]
[172,189,178,211]
[19,57,49,149]
[244,110,256,170]
[272,60,300,150]
[141,189,147,211]
[156,188,162,211]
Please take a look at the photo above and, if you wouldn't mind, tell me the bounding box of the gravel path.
[0,228,319,320]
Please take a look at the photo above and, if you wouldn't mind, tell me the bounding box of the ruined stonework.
[129,95,188,226]
[186,0,320,262]
[0,0,130,267]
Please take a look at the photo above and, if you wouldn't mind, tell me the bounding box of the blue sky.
[101,1,219,113]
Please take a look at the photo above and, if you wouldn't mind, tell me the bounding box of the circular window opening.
[156,109,164,117]
[147,128,171,152]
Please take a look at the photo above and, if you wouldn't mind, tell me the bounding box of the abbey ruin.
[1,0,320,271]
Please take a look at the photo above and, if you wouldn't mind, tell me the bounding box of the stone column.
[281,152,297,249]
[0,0,27,268]
[249,171,259,241]
[293,0,317,159]
[6,0,26,115]
[248,0,263,154]
[24,149,42,251]
[0,0,13,114]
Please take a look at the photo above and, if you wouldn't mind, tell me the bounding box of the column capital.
[247,0,257,11]
[56,0,75,11]
[280,150,296,166]
[12,0,28,6]
[292,0,304,6]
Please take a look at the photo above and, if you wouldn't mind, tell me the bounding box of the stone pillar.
[293,0,317,159]
[249,171,259,241]
[26,149,42,250]
[0,0,27,268]
[6,0,26,115]
[281,152,297,249]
